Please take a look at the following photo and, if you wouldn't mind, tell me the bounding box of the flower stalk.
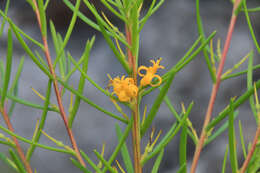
[0,0,258,172]
[190,0,242,172]
[126,24,142,173]
[0,106,33,173]
[31,0,85,167]
[240,84,260,173]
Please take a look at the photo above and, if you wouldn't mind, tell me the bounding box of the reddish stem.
[190,1,241,172]
[32,0,85,167]
[125,24,137,81]
[240,124,260,173]
[126,24,142,173]
[0,106,33,173]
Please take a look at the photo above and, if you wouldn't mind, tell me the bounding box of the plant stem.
[32,0,86,167]
[240,124,260,173]
[190,1,241,172]
[0,106,33,173]
[126,24,142,173]
[126,25,136,79]
[132,104,142,173]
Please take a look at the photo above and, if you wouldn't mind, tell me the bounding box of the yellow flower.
[138,58,164,87]
[108,75,138,102]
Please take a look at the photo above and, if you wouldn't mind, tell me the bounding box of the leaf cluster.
[0,0,259,172]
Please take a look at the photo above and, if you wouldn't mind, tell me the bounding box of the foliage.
[0,0,260,172]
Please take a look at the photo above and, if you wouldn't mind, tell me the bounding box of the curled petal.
[138,66,148,77]
[138,58,164,87]
[140,74,153,87]
[150,75,162,87]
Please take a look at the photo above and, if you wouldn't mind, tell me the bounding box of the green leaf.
[207,78,260,130]
[221,64,260,81]
[139,0,165,31]
[174,36,202,69]
[34,50,49,70]
[8,56,25,116]
[5,92,58,113]
[26,0,35,10]
[221,146,228,173]
[164,95,197,144]
[179,124,187,173]
[68,39,92,128]
[0,124,72,154]
[247,51,258,122]
[247,148,260,173]
[50,20,59,56]
[139,0,157,30]
[243,6,260,12]
[0,152,18,171]
[37,0,47,37]
[80,150,102,173]
[234,0,244,16]
[9,149,26,173]
[63,0,129,46]
[228,99,238,173]
[54,0,81,68]
[0,11,43,49]
[57,77,128,124]
[0,60,4,85]
[0,12,51,77]
[142,102,193,165]
[95,15,130,74]
[177,164,187,173]
[83,0,129,46]
[243,0,260,54]
[0,139,15,147]
[15,23,44,50]
[196,0,216,82]
[64,52,86,82]
[67,49,110,97]
[100,0,126,21]
[93,150,117,173]
[7,85,18,116]
[122,0,131,11]
[63,0,100,31]
[130,4,140,65]
[9,56,24,96]
[0,0,10,37]
[238,120,247,159]
[70,158,91,173]
[141,69,176,136]
[26,80,52,161]
[56,34,66,79]
[115,124,134,173]
[44,0,51,10]
[108,0,125,17]
[151,149,164,173]
[1,28,13,107]
[103,117,133,172]
[204,111,239,146]
[142,32,215,97]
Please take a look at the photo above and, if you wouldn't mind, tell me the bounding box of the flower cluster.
[108,58,164,102]
[108,75,138,102]
[138,58,164,87]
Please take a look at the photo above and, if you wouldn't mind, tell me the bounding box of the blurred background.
[0,0,260,172]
